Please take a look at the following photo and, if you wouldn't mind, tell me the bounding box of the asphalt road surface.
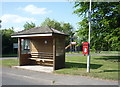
[0,57,18,60]
[1,67,118,85]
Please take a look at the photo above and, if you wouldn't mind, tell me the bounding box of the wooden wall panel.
[30,37,53,53]
[20,54,31,65]
[54,35,65,70]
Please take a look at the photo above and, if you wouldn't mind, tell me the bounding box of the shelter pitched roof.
[12,27,67,36]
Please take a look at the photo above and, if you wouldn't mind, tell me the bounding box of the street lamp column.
[87,0,92,73]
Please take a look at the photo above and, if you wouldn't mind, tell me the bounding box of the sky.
[1,1,82,31]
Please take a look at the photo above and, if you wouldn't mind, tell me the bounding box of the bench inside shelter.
[29,52,53,66]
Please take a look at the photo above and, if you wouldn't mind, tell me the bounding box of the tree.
[41,18,62,31]
[41,18,74,46]
[1,27,17,54]
[0,20,1,28]
[41,18,73,34]
[61,22,73,35]
[73,2,120,51]
[23,22,36,30]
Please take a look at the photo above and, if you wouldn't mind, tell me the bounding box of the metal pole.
[87,0,91,73]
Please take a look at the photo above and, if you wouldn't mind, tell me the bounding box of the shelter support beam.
[18,38,21,65]
[53,37,56,70]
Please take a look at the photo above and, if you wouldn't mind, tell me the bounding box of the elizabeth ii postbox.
[82,42,89,55]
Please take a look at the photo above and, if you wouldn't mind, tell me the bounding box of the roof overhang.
[11,33,52,38]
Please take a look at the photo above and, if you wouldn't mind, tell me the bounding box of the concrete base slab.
[12,65,53,73]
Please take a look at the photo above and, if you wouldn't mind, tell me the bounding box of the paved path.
[1,67,118,85]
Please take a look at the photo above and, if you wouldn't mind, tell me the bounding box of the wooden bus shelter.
[12,27,68,70]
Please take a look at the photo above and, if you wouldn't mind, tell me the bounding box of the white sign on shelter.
[13,43,18,48]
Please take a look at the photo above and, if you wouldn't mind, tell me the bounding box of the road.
[1,67,118,85]
[0,57,18,60]
[0,53,118,60]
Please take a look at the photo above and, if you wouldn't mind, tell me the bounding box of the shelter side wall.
[54,36,65,70]
[30,37,53,53]
[20,54,31,65]
[18,38,32,65]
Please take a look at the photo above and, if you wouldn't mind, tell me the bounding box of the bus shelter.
[12,27,68,70]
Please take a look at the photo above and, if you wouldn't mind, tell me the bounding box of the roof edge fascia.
[11,33,53,38]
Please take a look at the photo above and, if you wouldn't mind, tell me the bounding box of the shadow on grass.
[65,62,102,69]
[98,70,120,73]
[94,56,120,62]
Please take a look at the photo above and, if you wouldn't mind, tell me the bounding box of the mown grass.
[55,55,119,81]
[2,54,17,57]
[0,59,19,67]
[66,51,118,55]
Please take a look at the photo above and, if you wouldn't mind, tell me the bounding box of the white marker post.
[87,0,92,73]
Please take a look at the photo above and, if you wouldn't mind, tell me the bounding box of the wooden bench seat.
[29,52,53,66]
[29,58,53,62]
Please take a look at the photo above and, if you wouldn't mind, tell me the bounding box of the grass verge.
[55,55,119,81]
[66,51,118,55]
[1,55,119,81]
[2,54,17,57]
[0,59,19,67]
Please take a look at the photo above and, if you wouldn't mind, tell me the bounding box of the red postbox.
[82,42,89,55]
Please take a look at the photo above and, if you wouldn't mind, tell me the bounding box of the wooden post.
[63,37,65,68]
[53,36,56,70]
[18,38,21,65]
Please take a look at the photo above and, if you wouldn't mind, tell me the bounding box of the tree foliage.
[23,22,36,30]
[41,18,73,35]
[74,2,120,51]
[41,18,74,46]
[1,27,17,54]
[41,18,61,31]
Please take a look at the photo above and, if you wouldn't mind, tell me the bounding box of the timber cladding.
[30,37,53,53]
[20,54,31,65]
[54,36,65,70]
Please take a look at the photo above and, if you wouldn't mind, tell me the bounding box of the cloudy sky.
[1,1,82,31]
